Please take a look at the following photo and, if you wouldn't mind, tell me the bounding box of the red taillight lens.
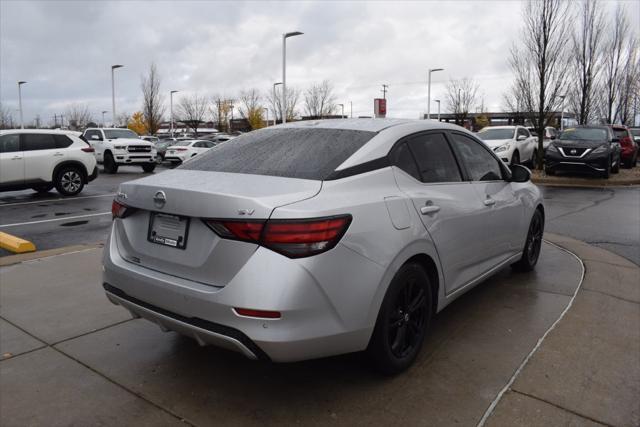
[621,136,632,147]
[174,148,188,151]
[204,215,351,258]
[111,200,135,219]
[234,308,281,319]
[81,147,95,153]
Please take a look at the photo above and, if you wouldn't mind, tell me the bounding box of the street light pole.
[102,110,108,128]
[263,107,269,127]
[111,64,123,126]
[17,81,27,129]
[427,68,444,120]
[170,90,179,137]
[282,31,303,124]
[273,82,282,125]
[350,101,353,118]
[434,99,441,122]
[338,103,344,118]
[559,94,566,131]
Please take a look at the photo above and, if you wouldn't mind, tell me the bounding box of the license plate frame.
[147,212,190,249]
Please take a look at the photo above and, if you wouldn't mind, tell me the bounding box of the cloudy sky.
[1,0,638,126]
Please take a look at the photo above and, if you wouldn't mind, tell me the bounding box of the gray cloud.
[1,0,638,125]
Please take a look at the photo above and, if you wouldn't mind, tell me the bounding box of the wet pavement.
[1,242,584,426]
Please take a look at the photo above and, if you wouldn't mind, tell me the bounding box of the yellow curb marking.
[0,231,36,253]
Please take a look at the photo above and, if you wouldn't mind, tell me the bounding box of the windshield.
[104,129,139,139]
[478,129,515,140]
[181,128,376,180]
[559,128,607,141]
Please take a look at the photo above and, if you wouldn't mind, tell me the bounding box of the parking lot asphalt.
[2,235,638,426]
[1,241,585,426]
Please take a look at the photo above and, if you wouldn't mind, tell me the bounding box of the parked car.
[0,129,98,196]
[608,125,638,168]
[163,139,217,165]
[154,139,177,163]
[82,128,157,174]
[141,135,159,144]
[103,119,544,374]
[630,128,640,143]
[203,133,236,144]
[477,125,536,165]
[527,126,558,149]
[545,126,621,178]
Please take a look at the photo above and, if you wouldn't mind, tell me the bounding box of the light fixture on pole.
[170,90,179,137]
[111,65,123,126]
[337,103,344,118]
[101,110,108,128]
[282,31,303,124]
[434,99,441,122]
[559,94,566,131]
[17,81,27,129]
[273,82,282,125]
[427,68,444,120]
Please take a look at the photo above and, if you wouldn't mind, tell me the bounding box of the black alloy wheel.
[511,151,520,167]
[513,209,544,271]
[367,263,433,374]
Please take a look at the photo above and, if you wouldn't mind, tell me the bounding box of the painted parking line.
[0,212,111,228]
[0,193,116,208]
[0,231,36,253]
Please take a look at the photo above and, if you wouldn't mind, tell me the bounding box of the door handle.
[53,152,64,157]
[420,201,441,215]
[483,198,496,207]
[11,156,22,160]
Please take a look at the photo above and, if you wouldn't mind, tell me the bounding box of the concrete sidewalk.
[0,235,637,426]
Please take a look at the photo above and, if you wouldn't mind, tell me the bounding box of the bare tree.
[601,5,630,124]
[211,95,233,132]
[569,0,606,125]
[614,38,639,125]
[508,0,571,169]
[238,89,264,130]
[115,112,132,128]
[444,78,479,126]
[140,63,165,135]
[0,102,13,129]
[303,80,336,118]
[178,93,209,136]
[266,85,301,122]
[65,103,93,130]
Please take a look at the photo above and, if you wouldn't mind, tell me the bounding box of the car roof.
[478,126,518,130]
[0,129,82,136]
[277,118,456,133]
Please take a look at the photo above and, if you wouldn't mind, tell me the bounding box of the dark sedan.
[545,126,621,178]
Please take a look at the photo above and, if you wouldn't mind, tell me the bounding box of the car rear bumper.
[87,166,99,182]
[102,226,381,362]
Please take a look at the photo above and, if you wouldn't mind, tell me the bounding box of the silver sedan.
[103,119,544,374]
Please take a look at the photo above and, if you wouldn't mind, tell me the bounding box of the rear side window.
[181,128,376,180]
[613,128,628,139]
[449,133,504,181]
[22,134,56,151]
[390,142,420,180]
[0,134,20,153]
[407,133,462,183]
[54,134,73,148]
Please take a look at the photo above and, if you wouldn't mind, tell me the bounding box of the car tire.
[530,149,538,167]
[544,167,554,176]
[32,183,55,193]
[54,166,85,196]
[612,157,620,174]
[601,160,611,179]
[510,151,520,167]
[104,152,118,174]
[512,209,544,272]
[142,164,156,173]
[367,262,433,375]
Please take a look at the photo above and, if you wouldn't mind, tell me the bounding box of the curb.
[532,177,640,188]
[0,242,103,267]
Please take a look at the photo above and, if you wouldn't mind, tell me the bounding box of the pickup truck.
[82,128,157,173]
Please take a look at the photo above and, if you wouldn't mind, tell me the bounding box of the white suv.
[477,125,537,166]
[0,130,98,196]
[82,128,157,174]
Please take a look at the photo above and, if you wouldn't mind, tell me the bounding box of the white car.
[164,140,217,165]
[477,126,537,165]
[206,134,235,144]
[82,128,157,174]
[0,129,98,196]
[141,135,159,143]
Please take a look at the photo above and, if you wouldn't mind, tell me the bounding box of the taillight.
[204,215,351,258]
[174,148,188,151]
[81,147,95,153]
[621,136,632,148]
[111,199,136,219]
[234,308,281,319]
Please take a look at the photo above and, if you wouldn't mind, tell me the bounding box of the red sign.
[374,98,387,118]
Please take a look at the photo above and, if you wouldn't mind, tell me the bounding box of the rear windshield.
[180,128,376,180]
[613,129,628,138]
[478,128,515,140]
[559,128,608,141]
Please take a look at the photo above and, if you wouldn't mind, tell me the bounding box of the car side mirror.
[91,135,100,140]
[550,135,556,140]
[510,164,531,183]
[517,135,527,141]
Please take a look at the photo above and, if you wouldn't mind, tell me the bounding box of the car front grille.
[559,147,590,158]
[127,145,152,152]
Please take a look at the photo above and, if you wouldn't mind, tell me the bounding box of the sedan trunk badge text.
[153,191,167,209]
